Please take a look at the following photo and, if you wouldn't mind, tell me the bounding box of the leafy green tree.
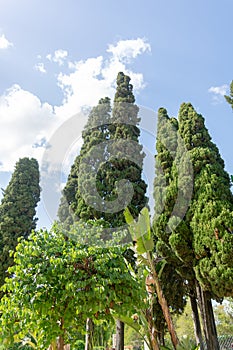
[0,157,40,295]
[0,225,145,349]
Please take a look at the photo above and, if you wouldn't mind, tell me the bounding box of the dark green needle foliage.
[153,103,233,349]
[154,103,233,299]
[152,108,188,344]
[58,72,147,231]
[0,157,40,292]
[58,97,112,227]
[178,103,233,298]
[96,72,147,227]
[153,107,194,281]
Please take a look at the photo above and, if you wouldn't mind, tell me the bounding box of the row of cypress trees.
[0,73,233,349]
[58,72,233,349]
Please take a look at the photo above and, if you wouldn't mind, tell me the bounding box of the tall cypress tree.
[58,73,148,350]
[153,107,195,283]
[109,72,147,350]
[152,104,233,349]
[59,73,147,231]
[153,108,204,347]
[0,157,40,292]
[178,103,233,298]
[108,72,148,221]
[177,103,233,350]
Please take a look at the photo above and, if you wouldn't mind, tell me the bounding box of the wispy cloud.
[208,84,228,104]
[46,49,68,66]
[34,62,46,74]
[0,34,13,49]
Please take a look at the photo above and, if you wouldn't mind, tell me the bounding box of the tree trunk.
[145,297,161,350]
[85,318,94,350]
[196,285,219,350]
[147,252,179,349]
[116,320,124,350]
[157,328,165,347]
[57,336,65,350]
[189,293,204,350]
[148,324,160,350]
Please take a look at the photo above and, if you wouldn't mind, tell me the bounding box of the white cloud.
[34,62,46,73]
[208,84,229,104]
[107,38,151,63]
[46,49,68,66]
[0,38,150,172]
[56,38,150,118]
[0,85,55,170]
[208,84,228,97]
[0,34,13,49]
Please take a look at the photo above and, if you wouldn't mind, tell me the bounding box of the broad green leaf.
[124,207,154,254]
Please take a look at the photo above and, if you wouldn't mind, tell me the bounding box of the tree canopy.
[0,225,145,349]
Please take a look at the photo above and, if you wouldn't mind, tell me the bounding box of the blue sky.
[0,0,233,228]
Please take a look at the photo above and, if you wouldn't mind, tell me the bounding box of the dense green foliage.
[154,103,233,297]
[0,226,145,349]
[152,108,190,344]
[178,103,233,298]
[58,72,147,231]
[58,97,112,227]
[153,103,233,349]
[153,107,194,281]
[0,157,40,293]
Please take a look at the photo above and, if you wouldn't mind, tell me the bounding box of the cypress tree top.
[58,72,148,233]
